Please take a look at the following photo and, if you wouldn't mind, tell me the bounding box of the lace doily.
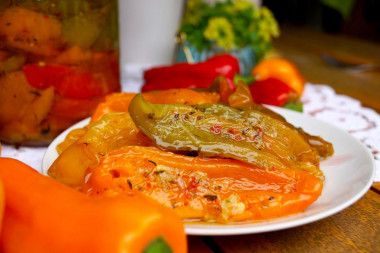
[2,75,379,182]
[301,83,380,182]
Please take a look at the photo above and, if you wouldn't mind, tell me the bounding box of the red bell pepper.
[251,57,305,96]
[22,63,109,99]
[249,78,299,107]
[141,54,240,92]
[22,63,70,89]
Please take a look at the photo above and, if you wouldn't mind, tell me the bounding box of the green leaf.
[143,237,172,253]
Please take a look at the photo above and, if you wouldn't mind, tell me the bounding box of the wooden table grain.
[188,26,380,253]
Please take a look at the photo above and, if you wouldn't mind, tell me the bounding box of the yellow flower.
[253,9,261,19]
[256,7,280,41]
[261,6,273,19]
[233,0,253,11]
[204,17,235,50]
[182,0,207,25]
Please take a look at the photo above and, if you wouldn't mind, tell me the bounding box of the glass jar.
[0,0,120,145]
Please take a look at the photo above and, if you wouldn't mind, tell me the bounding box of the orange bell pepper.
[0,178,4,233]
[0,158,187,253]
[251,57,305,96]
[83,146,323,223]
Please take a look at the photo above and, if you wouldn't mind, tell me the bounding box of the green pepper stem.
[233,74,255,85]
[143,237,172,253]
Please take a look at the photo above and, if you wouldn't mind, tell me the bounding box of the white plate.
[42,107,375,236]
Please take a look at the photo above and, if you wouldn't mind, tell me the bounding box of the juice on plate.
[0,0,120,145]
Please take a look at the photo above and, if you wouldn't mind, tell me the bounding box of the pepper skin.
[48,112,153,188]
[129,94,326,179]
[251,57,305,96]
[83,146,324,223]
[141,54,240,92]
[91,89,220,123]
[249,78,299,107]
[207,75,236,102]
[228,81,255,108]
[49,89,219,188]
[0,178,4,233]
[0,158,187,253]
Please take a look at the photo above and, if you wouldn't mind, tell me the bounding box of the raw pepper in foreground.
[0,158,187,253]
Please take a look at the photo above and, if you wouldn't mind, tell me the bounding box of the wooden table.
[188,26,380,253]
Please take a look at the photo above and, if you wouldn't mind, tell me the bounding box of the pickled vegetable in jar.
[0,0,120,145]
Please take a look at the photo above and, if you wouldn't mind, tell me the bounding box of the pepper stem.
[233,74,255,85]
[143,237,172,253]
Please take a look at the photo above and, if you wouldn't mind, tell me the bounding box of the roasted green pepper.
[129,94,327,179]
[251,104,334,159]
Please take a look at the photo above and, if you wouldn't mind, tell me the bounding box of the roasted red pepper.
[22,63,113,99]
[141,54,240,92]
[249,78,298,107]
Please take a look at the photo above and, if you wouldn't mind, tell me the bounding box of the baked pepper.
[228,81,255,108]
[141,54,240,92]
[0,71,56,144]
[0,7,64,56]
[128,94,326,179]
[22,63,117,99]
[48,112,153,188]
[83,146,324,223]
[0,158,187,253]
[207,75,236,102]
[49,89,219,188]
[91,89,220,123]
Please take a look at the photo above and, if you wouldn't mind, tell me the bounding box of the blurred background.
[263,0,380,43]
